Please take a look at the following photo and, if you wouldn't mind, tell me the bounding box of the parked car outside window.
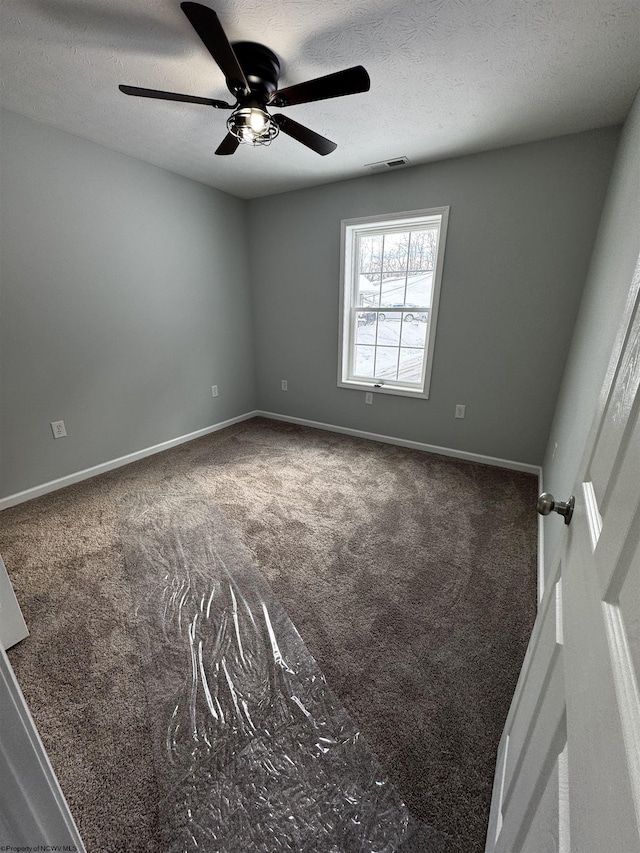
[378,304,429,323]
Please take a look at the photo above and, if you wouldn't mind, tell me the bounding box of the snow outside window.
[338,208,449,399]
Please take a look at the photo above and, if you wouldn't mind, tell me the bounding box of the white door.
[486,257,640,853]
[0,643,86,849]
[0,559,83,846]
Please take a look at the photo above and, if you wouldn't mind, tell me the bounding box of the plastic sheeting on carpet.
[118,488,445,853]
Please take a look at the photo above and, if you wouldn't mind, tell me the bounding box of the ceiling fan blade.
[215,133,240,155]
[119,85,233,108]
[269,65,370,108]
[273,114,336,156]
[180,2,250,97]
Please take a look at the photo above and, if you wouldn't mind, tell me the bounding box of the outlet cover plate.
[51,420,67,438]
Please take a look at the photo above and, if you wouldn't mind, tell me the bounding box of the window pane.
[355,314,378,344]
[405,272,433,307]
[377,313,402,345]
[382,232,409,272]
[408,229,437,271]
[359,235,382,274]
[380,273,406,307]
[358,274,380,307]
[399,348,424,383]
[354,345,375,377]
[374,346,399,379]
[400,317,428,346]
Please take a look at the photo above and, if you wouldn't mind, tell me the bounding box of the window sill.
[338,379,429,399]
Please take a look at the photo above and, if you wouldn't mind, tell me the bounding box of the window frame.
[338,206,450,399]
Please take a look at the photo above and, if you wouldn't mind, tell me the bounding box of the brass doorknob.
[537,493,575,525]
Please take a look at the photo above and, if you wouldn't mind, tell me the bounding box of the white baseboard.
[0,411,259,511]
[0,408,542,513]
[255,410,542,475]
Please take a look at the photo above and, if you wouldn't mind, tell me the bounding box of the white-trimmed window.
[338,207,449,398]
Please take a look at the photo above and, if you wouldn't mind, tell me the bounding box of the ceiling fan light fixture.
[227,105,279,146]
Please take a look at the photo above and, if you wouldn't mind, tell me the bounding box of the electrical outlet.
[365,392,373,405]
[211,385,219,398]
[51,420,67,439]
[455,404,466,419]
[281,380,288,391]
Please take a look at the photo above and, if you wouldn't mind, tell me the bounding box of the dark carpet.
[1,417,538,852]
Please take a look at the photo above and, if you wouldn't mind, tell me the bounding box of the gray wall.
[0,109,255,498]
[542,89,640,570]
[0,109,626,502]
[247,128,619,465]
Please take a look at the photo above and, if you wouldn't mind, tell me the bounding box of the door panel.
[562,506,638,853]
[487,561,566,853]
[616,531,640,682]
[591,411,640,594]
[519,743,570,853]
[588,298,640,504]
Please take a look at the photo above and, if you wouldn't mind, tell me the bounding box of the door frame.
[0,644,85,849]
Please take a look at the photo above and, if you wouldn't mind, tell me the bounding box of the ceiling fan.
[119,2,370,156]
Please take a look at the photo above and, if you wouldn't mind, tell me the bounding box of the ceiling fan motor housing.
[231,41,281,101]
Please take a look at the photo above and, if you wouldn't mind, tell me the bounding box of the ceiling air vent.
[365,156,410,172]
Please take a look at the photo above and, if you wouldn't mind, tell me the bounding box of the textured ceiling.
[1,0,639,199]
